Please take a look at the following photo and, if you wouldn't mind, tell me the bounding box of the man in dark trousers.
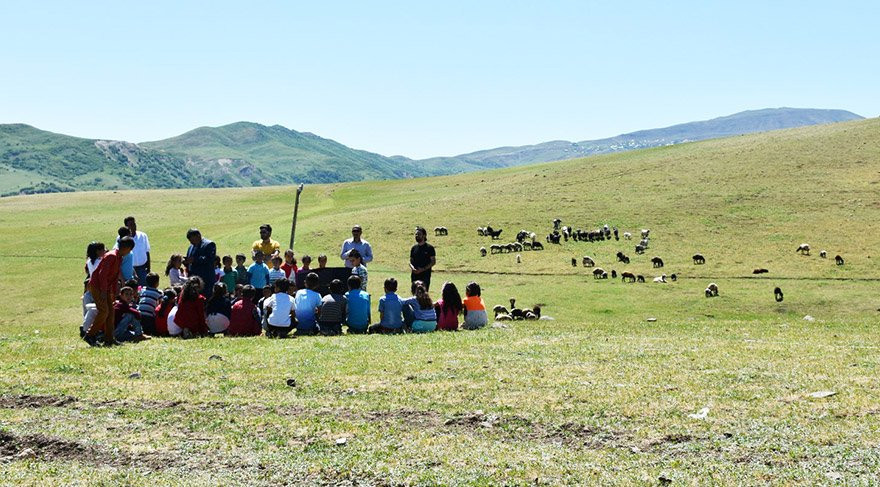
[184,228,217,298]
[84,236,135,346]
[409,226,436,291]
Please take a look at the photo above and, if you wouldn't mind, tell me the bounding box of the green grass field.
[1,119,879,485]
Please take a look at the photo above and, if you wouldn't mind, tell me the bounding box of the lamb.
[669,273,677,282]
[592,268,607,279]
[651,256,664,268]
[819,250,827,258]
[796,243,810,255]
[531,242,544,251]
[480,247,487,257]
[692,253,705,265]
[835,255,845,265]
[621,271,636,282]
[623,232,632,240]
[434,226,448,236]
[705,282,719,297]
[582,256,595,267]
[653,274,667,283]
[636,275,645,283]
[611,270,617,279]
[774,287,784,302]
[753,268,769,274]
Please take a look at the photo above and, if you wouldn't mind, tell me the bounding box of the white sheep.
[623,232,632,240]
[653,274,667,283]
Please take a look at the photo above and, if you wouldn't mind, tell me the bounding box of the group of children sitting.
[82,241,489,343]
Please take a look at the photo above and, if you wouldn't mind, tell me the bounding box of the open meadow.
[1,119,879,485]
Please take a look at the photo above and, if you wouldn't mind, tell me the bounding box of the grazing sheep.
[621,271,636,283]
[493,305,509,317]
[571,257,577,267]
[639,238,650,249]
[553,218,562,230]
[796,243,810,255]
[509,298,525,320]
[706,282,719,297]
[516,254,522,264]
[611,270,617,279]
[819,250,827,258]
[613,227,619,240]
[434,226,448,236]
[512,242,523,252]
[616,251,628,263]
[623,232,632,240]
[529,232,537,243]
[480,247,487,257]
[641,229,650,239]
[636,275,645,283]
[753,268,769,274]
[477,227,487,236]
[592,268,607,279]
[835,255,845,265]
[522,241,532,250]
[692,253,705,265]
[505,243,515,253]
[490,244,503,254]
[774,287,784,302]
[495,314,512,321]
[653,274,667,283]
[532,241,544,251]
[582,256,595,267]
[486,226,503,239]
[651,256,664,268]
[546,232,561,245]
[635,245,646,255]
[669,273,677,282]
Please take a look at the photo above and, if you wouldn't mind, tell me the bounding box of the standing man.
[409,226,436,291]
[84,236,135,346]
[252,224,280,260]
[185,228,217,298]
[124,216,151,286]
[340,225,374,268]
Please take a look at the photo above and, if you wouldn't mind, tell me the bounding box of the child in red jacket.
[174,276,208,338]
[227,285,262,336]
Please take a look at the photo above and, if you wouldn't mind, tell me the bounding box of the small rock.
[688,407,709,419]
[128,372,141,379]
[335,437,347,446]
[646,317,657,322]
[491,322,509,328]
[286,378,296,387]
[538,316,555,320]
[16,448,36,459]
[825,472,843,481]
[808,390,837,399]
[803,315,815,322]
[209,354,223,361]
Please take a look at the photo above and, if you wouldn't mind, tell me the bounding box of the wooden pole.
[289,183,304,252]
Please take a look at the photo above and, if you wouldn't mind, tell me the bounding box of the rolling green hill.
[1,118,879,484]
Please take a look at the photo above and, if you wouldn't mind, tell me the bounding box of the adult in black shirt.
[409,227,436,291]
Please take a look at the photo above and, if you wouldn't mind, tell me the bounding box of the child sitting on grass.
[434,282,463,331]
[175,276,208,338]
[318,279,347,335]
[345,275,371,334]
[264,278,295,338]
[137,272,163,336]
[153,288,177,337]
[165,254,187,286]
[227,285,261,337]
[370,277,404,334]
[462,281,488,330]
[294,272,323,335]
[114,286,150,342]
[410,282,437,333]
[268,256,286,286]
[206,282,232,334]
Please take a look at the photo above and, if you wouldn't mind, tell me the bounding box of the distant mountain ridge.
[414,108,865,171]
[0,107,864,196]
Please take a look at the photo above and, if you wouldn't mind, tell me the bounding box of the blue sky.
[2,1,877,159]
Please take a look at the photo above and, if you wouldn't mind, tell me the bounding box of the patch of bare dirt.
[0,395,77,408]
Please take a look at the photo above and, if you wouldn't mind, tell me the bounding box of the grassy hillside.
[0,118,879,484]
[142,122,431,183]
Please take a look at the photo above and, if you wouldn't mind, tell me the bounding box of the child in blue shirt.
[247,250,271,289]
[371,277,404,334]
[294,272,323,335]
[345,275,371,334]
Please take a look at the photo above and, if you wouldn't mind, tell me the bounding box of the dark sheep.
[571,257,577,267]
[490,244,503,254]
[669,273,677,282]
[553,218,562,230]
[434,226,448,236]
[592,268,607,279]
[613,227,619,240]
[774,287,784,302]
[582,256,595,267]
[636,275,645,283]
[692,253,705,265]
[611,270,617,279]
[486,226,503,239]
[493,305,509,318]
[819,250,827,258]
[753,268,769,274]
[796,243,810,255]
[532,242,544,251]
[621,271,636,282]
[651,256,664,268]
[509,298,525,320]
[635,245,645,255]
[835,255,844,265]
[480,247,487,257]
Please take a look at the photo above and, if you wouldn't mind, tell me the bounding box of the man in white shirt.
[340,225,374,269]
[124,216,151,286]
